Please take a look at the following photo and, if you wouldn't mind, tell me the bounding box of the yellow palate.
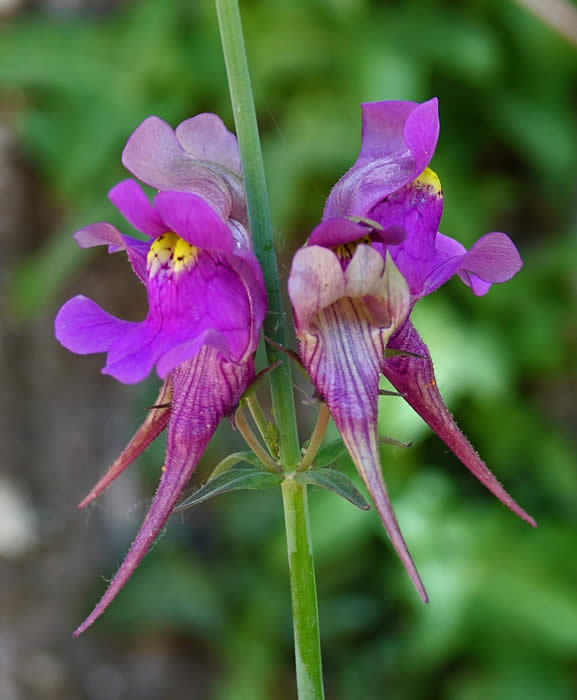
[334,234,372,260]
[412,166,442,193]
[147,232,200,275]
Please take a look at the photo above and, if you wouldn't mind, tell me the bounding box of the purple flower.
[289,99,534,602]
[55,115,265,635]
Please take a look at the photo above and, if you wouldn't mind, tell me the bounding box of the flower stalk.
[214,0,325,696]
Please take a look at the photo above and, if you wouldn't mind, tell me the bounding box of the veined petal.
[74,346,254,636]
[289,241,410,337]
[73,223,149,283]
[299,299,427,601]
[108,180,166,238]
[78,380,172,509]
[175,113,241,175]
[153,191,234,252]
[324,99,439,218]
[382,321,536,527]
[55,296,136,355]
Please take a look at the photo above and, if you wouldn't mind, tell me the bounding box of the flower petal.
[371,170,444,297]
[108,180,166,237]
[308,217,371,247]
[100,249,253,383]
[288,246,345,333]
[175,113,241,175]
[153,191,234,252]
[73,223,149,283]
[78,380,172,509]
[122,116,234,220]
[421,232,523,298]
[457,232,523,295]
[299,299,427,601]
[359,98,439,171]
[55,296,136,355]
[382,321,536,527]
[73,347,254,636]
[324,98,439,218]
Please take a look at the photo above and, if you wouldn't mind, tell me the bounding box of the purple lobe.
[108,180,166,238]
[457,232,523,295]
[153,191,234,252]
[73,223,149,283]
[308,217,372,247]
[55,296,136,355]
[324,98,440,219]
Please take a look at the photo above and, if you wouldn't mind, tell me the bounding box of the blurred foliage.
[3,0,577,698]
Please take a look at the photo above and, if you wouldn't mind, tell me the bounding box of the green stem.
[235,407,280,474]
[297,403,331,473]
[214,0,300,470]
[281,478,325,699]
[214,2,324,696]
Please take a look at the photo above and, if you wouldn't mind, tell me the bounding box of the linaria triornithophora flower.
[55,114,266,635]
[289,98,535,602]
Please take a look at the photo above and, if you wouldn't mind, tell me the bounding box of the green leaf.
[208,450,268,479]
[175,467,282,511]
[313,438,348,468]
[295,468,370,511]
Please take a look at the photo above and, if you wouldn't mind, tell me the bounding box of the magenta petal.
[382,321,536,527]
[175,113,241,174]
[156,329,231,379]
[108,180,166,237]
[55,296,136,355]
[153,191,234,251]
[458,232,523,294]
[308,217,372,247]
[359,98,439,172]
[324,99,440,219]
[73,223,149,283]
[78,381,172,509]
[73,347,255,636]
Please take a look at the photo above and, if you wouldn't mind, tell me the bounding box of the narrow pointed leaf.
[295,468,370,511]
[175,467,282,511]
[313,438,348,468]
[208,450,268,480]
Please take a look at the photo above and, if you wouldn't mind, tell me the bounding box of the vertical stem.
[281,478,325,699]
[214,0,300,470]
[214,1,324,697]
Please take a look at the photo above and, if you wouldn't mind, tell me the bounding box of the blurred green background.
[1,0,576,699]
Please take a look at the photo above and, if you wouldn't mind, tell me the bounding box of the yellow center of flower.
[147,232,200,276]
[333,235,372,260]
[412,167,442,193]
